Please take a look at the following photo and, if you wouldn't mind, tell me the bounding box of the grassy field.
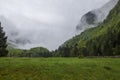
[0,58,120,80]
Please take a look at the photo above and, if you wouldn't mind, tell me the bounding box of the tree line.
[0,0,120,57]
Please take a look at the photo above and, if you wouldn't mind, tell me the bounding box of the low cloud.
[0,0,110,50]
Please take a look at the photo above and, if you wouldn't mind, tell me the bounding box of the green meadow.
[0,58,120,80]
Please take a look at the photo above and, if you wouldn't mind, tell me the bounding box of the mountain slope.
[56,0,120,57]
[76,0,118,31]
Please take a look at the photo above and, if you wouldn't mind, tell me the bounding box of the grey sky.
[0,0,110,50]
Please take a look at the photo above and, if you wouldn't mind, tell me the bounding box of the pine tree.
[0,22,8,57]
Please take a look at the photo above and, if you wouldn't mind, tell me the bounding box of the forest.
[0,1,120,80]
[0,0,120,58]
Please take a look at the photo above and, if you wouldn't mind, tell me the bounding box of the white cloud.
[24,12,65,25]
[0,0,110,50]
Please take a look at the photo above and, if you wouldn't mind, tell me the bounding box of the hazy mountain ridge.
[62,0,119,47]
[76,0,118,31]
[0,0,111,50]
[56,0,120,57]
[3,0,120,57]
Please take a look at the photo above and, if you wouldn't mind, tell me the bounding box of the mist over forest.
[0,0,111,50]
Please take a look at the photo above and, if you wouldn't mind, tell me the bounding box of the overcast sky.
[0,0,110,50]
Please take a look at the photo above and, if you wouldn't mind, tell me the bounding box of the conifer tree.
[0,22,8,57]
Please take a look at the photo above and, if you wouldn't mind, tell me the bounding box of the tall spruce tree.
[0,22,8,57]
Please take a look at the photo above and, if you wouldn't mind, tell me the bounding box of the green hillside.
[55,0,120,57]
[7,46,51,57]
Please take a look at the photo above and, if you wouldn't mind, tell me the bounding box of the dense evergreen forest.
[53,0,120,57]
[0,22,8,57]
[1,0,120,57]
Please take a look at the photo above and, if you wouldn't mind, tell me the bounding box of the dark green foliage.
[54,0,120,57]
[7,44,23,57]
[7,47,51,57]
[28,47,51,57]
[0,22,8,57]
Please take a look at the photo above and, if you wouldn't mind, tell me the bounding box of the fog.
[76,0,118,32]
[0,0,110,50]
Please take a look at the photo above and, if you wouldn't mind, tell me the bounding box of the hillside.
[76,0,118,30]
[55,0,120,57]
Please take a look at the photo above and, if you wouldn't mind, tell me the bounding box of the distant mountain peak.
[76,0,118,32]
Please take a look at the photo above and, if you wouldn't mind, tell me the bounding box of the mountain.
[76,0,118,31]
[55,0,120,57]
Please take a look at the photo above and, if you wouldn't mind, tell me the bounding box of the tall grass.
[0,58,120,80]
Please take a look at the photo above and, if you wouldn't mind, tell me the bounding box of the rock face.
[76,0,118,31]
